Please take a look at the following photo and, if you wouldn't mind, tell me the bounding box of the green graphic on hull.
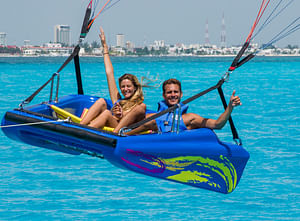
[142,155,237,193]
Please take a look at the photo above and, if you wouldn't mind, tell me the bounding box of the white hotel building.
[116,34,125,48]
[54,25,71,46]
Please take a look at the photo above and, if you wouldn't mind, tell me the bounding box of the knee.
[88,109,112,127]
[102,109,112,117]
[95,98,107,109]
[95,109,112,120]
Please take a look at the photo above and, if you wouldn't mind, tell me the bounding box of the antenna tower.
[205,19,210,45]
[221,13,226,48]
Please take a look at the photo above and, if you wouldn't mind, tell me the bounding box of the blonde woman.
[80,27,146,133]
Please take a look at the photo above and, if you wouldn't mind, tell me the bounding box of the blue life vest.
[155,100,188,133]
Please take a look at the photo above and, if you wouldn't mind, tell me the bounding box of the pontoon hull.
[2,94,249,193]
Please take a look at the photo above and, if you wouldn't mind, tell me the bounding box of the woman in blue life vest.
[127,78,242,134]
[80,27,146,133]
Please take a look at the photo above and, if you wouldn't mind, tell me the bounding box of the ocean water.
[0,56,299,220]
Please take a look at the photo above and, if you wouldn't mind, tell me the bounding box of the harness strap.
[229,42,250,71]
[80,6,92,39]
[217,86,242,145]
[21,73,58,108]
[20,45,81,107]
[182,79,224,105]
[57,45,80,73]
[234,53,255,70]
[124,79,225,133]
[74,54,84,95]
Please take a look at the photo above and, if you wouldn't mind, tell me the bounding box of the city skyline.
[0,0,299,47]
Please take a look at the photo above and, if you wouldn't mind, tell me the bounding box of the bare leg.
[88,109,119,129]
[113,103,146,133]
[80,98,107,125]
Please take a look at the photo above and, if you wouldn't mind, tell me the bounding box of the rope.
[57,45,81,73]
[258,16,300,50]
[91,0,99,17]
[246,0,271,43]
[121,78,241,144]
[230,0,299,63]
[101,0,121,14]
[0,119,68,128]
[217,86,242,145]
[227,0,271,72]
[123,79,225,133]
[1,117,105,159]
[21,73,59,108]
[251,0,295,41]
[87,0,113,30]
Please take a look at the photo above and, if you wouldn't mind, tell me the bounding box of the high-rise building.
[0,32,7,46]
[116,34,125,48]
[54,25,71,46]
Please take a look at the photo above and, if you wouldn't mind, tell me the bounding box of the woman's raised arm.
[99,27,120,104]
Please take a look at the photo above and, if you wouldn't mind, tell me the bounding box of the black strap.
[22,73,58,106]
[217,86,241,144]
[56,3,92,74]
[57,45,80,73]
[235,53,255,69]
[80,7,92,39]
[125,79,225,132]
[21,45,81,107]
[229,42,249,70]
[182,79,224,105]
[19,2,93,107]
[74,54,84,95]
[54,4,94,93]
[229,42,255,71]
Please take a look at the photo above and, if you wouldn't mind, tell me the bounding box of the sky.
[1,0,299,47]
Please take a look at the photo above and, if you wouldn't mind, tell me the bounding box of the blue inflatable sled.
[1,1,249,194]
[2,94,249,194]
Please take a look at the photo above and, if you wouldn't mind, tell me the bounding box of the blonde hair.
[118,73,144,112]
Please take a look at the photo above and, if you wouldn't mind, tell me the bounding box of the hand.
[111,102,123,119]
[230,90,242,107]
[99,27,106,46]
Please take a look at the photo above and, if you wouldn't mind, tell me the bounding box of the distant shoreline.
[1,54,300,58]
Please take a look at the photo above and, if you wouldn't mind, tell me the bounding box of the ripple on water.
[0,56,299,220]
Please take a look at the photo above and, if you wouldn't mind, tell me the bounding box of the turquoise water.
[0,56,299,220]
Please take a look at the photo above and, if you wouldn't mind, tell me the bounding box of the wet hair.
[162,78,182,94]
[118,73,144,112]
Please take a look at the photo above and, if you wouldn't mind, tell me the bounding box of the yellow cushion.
[49,104,114,132]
